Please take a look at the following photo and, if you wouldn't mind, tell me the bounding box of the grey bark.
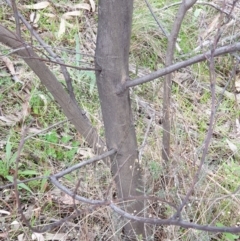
[95,0,145,239]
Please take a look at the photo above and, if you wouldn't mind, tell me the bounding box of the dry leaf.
[22,100,30,119]
[1,56,15,75]
[28,127,41,134]
[22,205,34,220]
[30,12,40,24]
[0,232,8,238]
[18,233,25,241]
[65,21,74,28]
[0,209,10,215]
[0,95,30,126]
[11,220,20,230]
[32,233,44,241]
[23,1,50,10]
[72,3,91,11]
[202,13,220,39]
[89,0,96,12]
[60,193,80,205]
[0,115,18,126]
[57,18,66,38]
[62,11,82,19]
[77,148,94,159]
[43,13,56,18]
[1,56,22,83]
[235,75,240,92]
[236,119,240,137]
[226,139,238,153]
[45,233,67,241]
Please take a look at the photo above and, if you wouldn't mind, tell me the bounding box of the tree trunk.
[95,0,145,239]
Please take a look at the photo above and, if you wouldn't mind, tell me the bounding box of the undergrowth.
[1,0,240,240]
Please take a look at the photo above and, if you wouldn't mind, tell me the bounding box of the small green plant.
[30,93,46,115]
[0,137,36,193]
[219,159,240,191]
[217,223,240,241]
[42,131,79,162]
[0,138,17,178]
[149,160,162,179]
[223,233,239,241]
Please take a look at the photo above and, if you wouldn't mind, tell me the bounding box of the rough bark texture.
[0,25,105,154]
[95,1,145,239]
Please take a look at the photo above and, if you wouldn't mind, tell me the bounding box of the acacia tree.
[1,0,240,240]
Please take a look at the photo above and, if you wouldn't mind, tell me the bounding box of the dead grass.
[1,0,240,240]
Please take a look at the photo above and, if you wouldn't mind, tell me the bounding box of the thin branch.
[10,0,21,38]
[144,0,183,52]
[52,149,116,179]
[181,32,240,58]
[110,202,240,233]
[50,177,107,205]
[173,48,217,220]
[138,114,153,161]
[13,125,30,215]
[123,42,240,89]
[162,0,197,162]
[160,1,233,16]
[27,56,100,71]
[173,0,238,219]
[24,119,69,141]
[144,0,168,37]
[50,150,113,205]
[33,45,95,58]
[1,45,31,55]
[0,176,48,190]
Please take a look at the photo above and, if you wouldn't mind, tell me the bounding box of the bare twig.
[13,125,30,214]
[144,0,168,37]
[24,119,69,141]
[22,55,100,71]
[10,0,21,38]
[50,150,116,205]
[162,0,197,162]
[173,0,238,219]
[110,202,240,233]
[138,114,153,161]
[187,33,240,57]
[123,42,240,89]
[53,149,116,179]
[0,176,48,190]
[160,1,233,16]
[144,0,182,52]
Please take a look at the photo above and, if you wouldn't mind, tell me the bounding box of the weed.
[0,137,35,193]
